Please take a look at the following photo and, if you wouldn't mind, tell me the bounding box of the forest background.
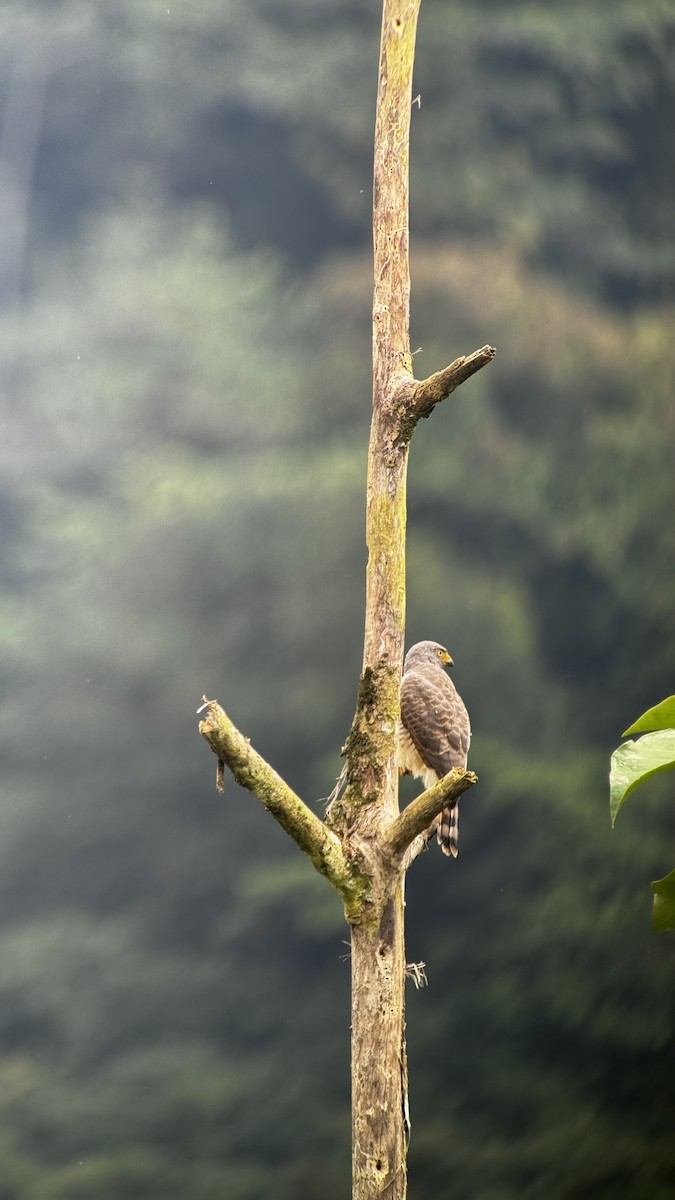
[0,2,674,1197]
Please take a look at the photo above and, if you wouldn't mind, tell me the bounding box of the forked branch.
[198,698,362,913]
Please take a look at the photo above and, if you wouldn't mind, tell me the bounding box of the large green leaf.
[623,696,675,737]
[652,870,675,933]
[609,731,675,826]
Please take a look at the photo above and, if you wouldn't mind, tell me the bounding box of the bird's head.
[404,640,454,672]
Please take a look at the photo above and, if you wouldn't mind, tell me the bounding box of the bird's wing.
[400,668,470,778]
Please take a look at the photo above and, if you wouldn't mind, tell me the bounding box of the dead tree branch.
[382,767,477,860]
[198,698,363,916]
[410,344,496,417]
[198,3,495,1196]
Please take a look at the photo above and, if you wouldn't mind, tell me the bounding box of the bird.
[398,640,471,857]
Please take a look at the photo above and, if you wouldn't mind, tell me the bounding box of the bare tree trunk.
[351,877,408,1200]
[348,6,420,1194]
[349,6,493,1188]
[199,2,494,1196]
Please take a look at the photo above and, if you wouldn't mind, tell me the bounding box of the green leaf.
[622,696,675,736]
[609,731,675,826]
[652,870,675,932]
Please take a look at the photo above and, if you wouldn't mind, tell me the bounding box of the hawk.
[398,640,471,857]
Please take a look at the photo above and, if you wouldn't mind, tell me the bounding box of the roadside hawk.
[398,640,471,857]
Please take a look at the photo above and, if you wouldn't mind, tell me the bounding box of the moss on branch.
[381,767,478,860]
[198,698,365,916]
[412,344,496,415]
[395,344,496,444]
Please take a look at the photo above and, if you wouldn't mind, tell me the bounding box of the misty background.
[0,1,674,1197]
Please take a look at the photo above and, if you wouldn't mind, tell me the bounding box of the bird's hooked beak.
[441,649,454,667]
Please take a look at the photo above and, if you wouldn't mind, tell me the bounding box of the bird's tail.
[437,802,459,857]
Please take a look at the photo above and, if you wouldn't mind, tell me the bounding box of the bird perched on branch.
[398,640,471,857]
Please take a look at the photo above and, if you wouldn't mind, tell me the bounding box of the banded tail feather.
[437,802,459,858]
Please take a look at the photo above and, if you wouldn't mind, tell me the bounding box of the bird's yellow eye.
[436,648,443,657]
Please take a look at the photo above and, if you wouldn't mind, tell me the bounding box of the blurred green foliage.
[610,698,675,929]
[0,0,673,1196]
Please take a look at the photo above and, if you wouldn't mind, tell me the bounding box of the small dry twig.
[406,961,428,989]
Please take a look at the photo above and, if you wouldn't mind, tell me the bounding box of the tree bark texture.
[349,7,420,1196]
[349,4,493,1195]
[199,2,495,1197]
[351,879,408,1200]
